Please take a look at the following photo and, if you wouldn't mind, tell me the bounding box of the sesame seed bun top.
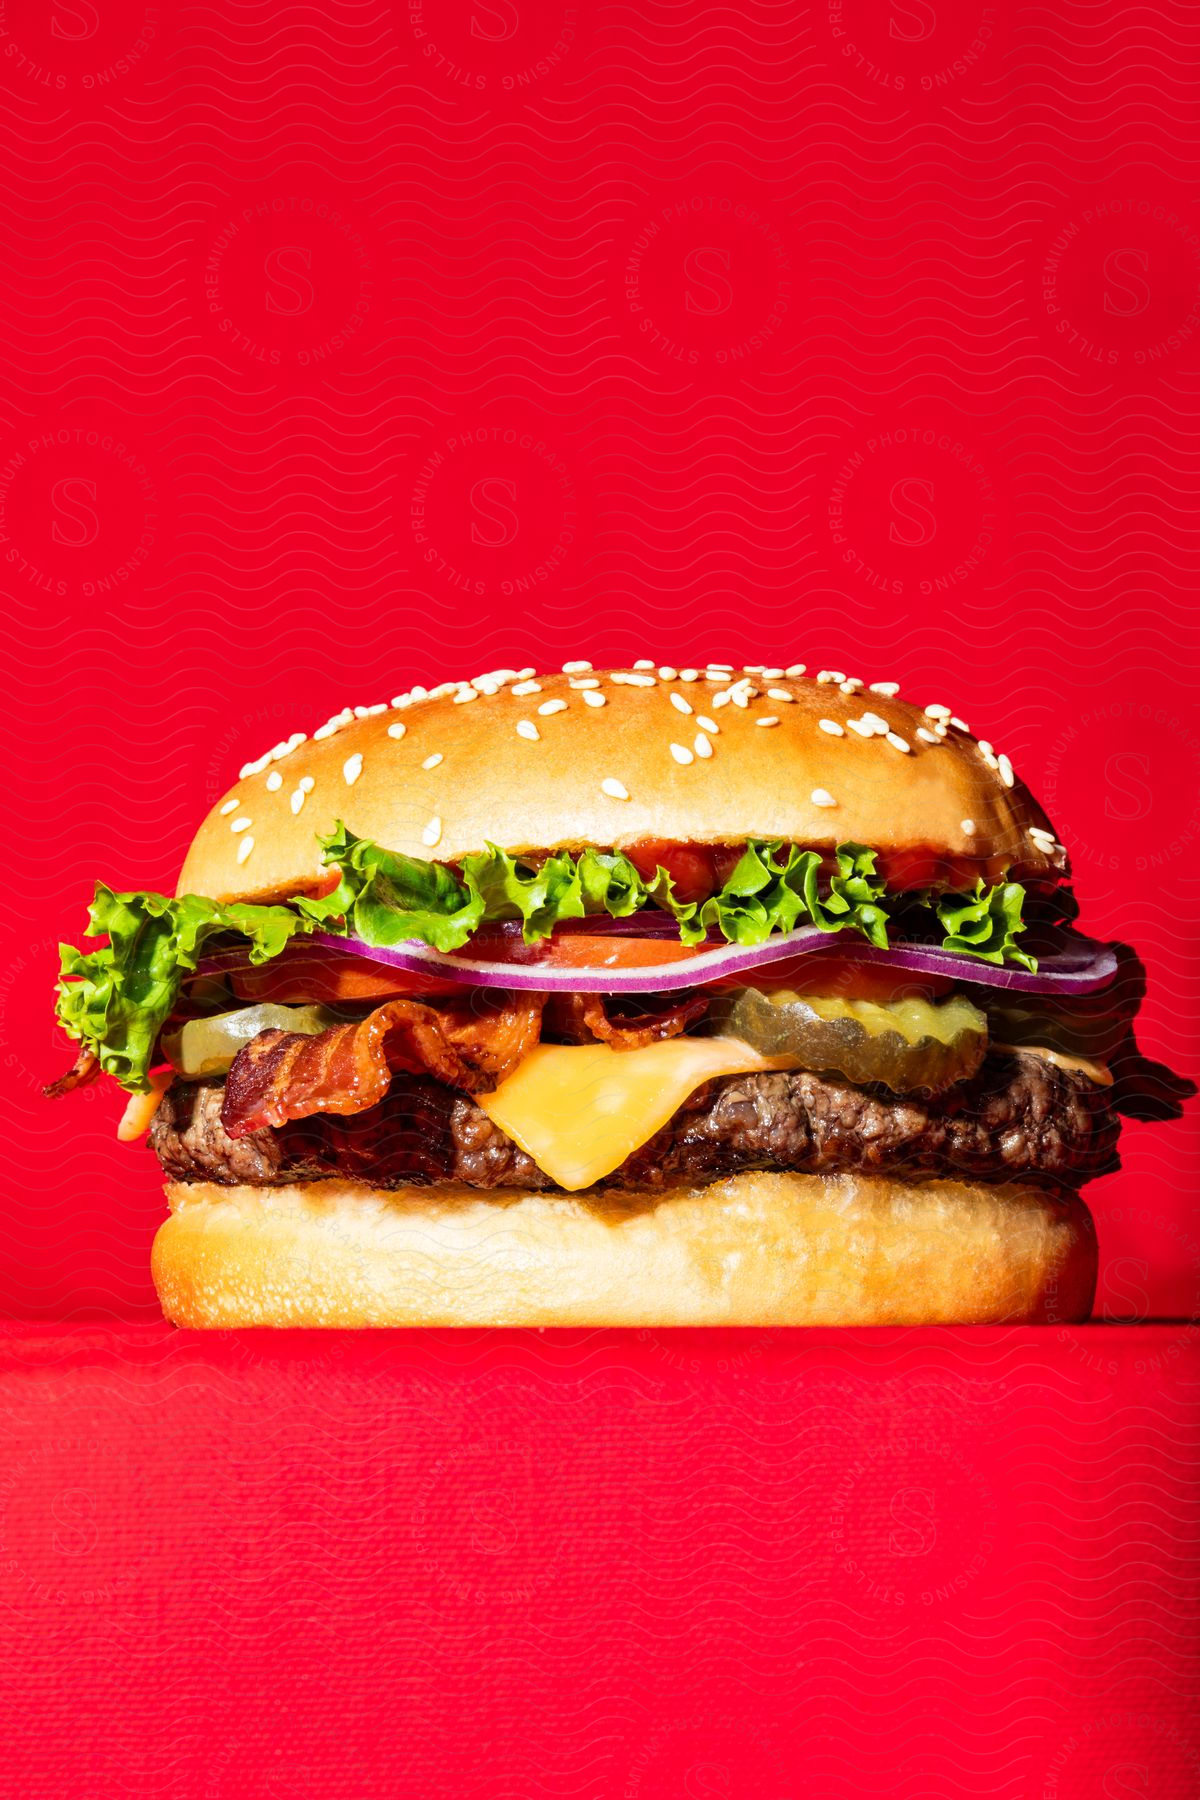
[178,663,1067,903]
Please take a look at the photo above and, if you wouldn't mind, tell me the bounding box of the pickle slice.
[163,1003,338,1079]
[709,987,987,1094]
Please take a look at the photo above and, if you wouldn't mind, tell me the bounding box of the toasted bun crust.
[153,1172,1096,1327]
[179,668,1064,903]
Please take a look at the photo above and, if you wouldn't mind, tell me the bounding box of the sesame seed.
[862,712,889,735]
[670,693,693,715]
[422,753,443,770]
[669,742,694,765]
[582,691,606,709]
[354,703,386,718]
[924,704,952,720]
[978,739,993,757]
[694,733,713,759]
[517,667,535,679]
[569,677,600,690]
[961,819,977,837]
[767,688,794,703]
[313,707,353,742]
[840,679,863,694]
[219,798,239,815]
[266,771,283,792]
[696,716,718,734]
[343,754,363,786]
[757,716,780,728]
[704,670,733,683]
[538,698,568,716]
[452,688,478,704]
[818,718,844,736]
[516,720,540,742]
[916,727,939,745]
[744,664,766,674]
[422,818,442,848]
[511,680,542,697]
[290,790,306,815]
[811,788,837,808]
[950,716,969,733]
[886,733,911,754]
[847,719,873,737]
[387,722,407,740]
[611,671,656,687]
[785,663,806,676]
[762,668,784,680]
[869,682,900,697]
[236,835,255,865]
[816,670,844,685]
[998,754,1015,788]
[601,777,629,800]
[472,676,501,696]
[299,776,314,793]
[730,684,753,709]
[708,663,734,671]
[712,690,732,709]
[676,668,696,682]
[230,815,252,832]
[563,660,593,673]
[430,683,457,700]
[658,666,678,680]
[634,659,655,670]
[390,694,412,710]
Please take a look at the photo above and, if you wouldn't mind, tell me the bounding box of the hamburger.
[47,660,1162,1327]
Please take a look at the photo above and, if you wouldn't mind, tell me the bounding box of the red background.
[2,1,1199,1794]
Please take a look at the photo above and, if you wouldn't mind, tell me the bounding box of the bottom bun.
[153,1172,1097,1328]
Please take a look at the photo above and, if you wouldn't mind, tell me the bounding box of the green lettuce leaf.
[55,886,310,1090]
[653,841,890,948]
[936,879,1035,971]
[296,823,482,950]
[459,843,648,943]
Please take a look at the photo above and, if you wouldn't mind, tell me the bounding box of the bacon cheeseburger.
[47,662,1181,1327]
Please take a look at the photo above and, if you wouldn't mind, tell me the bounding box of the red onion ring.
[299,928,1117,996]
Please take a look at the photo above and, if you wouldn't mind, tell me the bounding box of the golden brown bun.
[153,1172,1096,1328]
[179,667,1063,903]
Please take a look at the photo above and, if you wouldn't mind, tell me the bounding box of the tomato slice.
[624,840,719,905]
[535,934,701,971]
[230,941,464,1003]
[710,950,953,1003]
[225,929,703,1003]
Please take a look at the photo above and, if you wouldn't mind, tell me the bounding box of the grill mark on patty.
[149,1051,1117,1192]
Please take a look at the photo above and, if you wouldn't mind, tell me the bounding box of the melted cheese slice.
[478,1037,789,1191]
[994,1042,1112,1087]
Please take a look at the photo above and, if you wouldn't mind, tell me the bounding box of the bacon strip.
[221,993,545,1139]
[545,992,708,1050]
[44,1046,99,1099]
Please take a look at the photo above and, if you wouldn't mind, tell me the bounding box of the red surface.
[3,1,1200,1793]
[0,1324,1195,1798]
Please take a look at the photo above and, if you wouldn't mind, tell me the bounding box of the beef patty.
[150,1049,1117,1191]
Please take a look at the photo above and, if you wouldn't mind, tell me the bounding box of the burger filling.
[149,1050,1117,1192]
[48,830,1135,1198]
